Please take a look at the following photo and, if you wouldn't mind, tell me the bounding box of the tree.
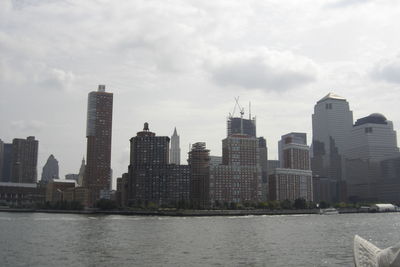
[318,201,329,209]
[96,199,118,210]
[294,198,307,209]
[281,199,293,209]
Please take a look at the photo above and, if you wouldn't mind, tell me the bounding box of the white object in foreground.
[354,235,400,267]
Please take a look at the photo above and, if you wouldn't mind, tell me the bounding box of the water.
[1,212,400,266]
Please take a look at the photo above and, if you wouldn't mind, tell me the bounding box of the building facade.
[10,136,39,183]
[269,133,313,202]
[84,85,113,206]
[188,142,210,208]
[128,123,190,206]
[311,93,353,202]
[41,154,59,182]
[170,127,181,165]
[345,113,399,202]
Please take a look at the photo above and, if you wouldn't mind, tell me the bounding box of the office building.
[269,133,313,202]
[41,154,59,182]
[311,93,353,202]
[84,85,113,206]
[227,117,256,137]
[346,113,398,161]
[345,113,399,202]
[170,127,181,165]
[10,136,39,183]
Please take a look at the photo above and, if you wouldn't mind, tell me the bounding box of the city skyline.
[1,0,400,184]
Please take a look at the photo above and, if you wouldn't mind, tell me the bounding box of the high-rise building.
[345,113,399,202]
[227,117,256,137]
[170,127,181,165]
[346,113,399,161]
[209,132,262,205]
[128,123,190,206]
[269,133,313,202]
[10,136,39,183]
[258,137,268,201]
[41,154,59,182]
[311,93,353,202]
[1,143,13,182]
[188,142,210,208]
[278,133,309,170]
[84,85,113,205]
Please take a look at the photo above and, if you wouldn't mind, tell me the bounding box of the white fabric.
[354,235,400,267]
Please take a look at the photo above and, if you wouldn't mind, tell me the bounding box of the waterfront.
[1,212,400,266]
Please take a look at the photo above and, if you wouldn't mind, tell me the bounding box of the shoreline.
[0,207,386,216]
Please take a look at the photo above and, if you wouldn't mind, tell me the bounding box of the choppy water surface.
[1,212,400,266]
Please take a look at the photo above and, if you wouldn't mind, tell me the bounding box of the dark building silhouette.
[128,123,190,206]
[41,154,59,182]
[10,136,38,183]
[0,142,13,182]
[188,142,210,208]
[84,85,113,205]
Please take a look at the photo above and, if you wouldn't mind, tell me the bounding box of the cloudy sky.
[1,0,400,187]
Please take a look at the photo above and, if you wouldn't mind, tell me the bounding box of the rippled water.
[1,212,400,266]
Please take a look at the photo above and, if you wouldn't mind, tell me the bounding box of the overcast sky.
[1,0,400,188]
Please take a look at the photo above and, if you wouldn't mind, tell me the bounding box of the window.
[365,127,373,133]
[325,103,332,110]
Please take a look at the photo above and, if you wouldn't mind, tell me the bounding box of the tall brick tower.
[84,85,113,206]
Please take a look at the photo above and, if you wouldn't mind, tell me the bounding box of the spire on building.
[170,127,181,165]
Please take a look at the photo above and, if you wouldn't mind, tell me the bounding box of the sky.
[1,0,400,188]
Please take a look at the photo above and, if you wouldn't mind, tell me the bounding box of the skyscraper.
[41,154,59,182]
[170,127,181,164]
[10,136,39,183]
[227,117,256,137]
[269,133,313,202]
[189,142,210,208]
[84,85,113,205]
[346,113,399,161]
[345,113,399,202]
[311,93,353,202]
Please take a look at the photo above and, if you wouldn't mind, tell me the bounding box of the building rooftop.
[354,113,388,126]
[317,92,346,103]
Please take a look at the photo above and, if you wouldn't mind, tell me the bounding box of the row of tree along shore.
[0,198,398,216]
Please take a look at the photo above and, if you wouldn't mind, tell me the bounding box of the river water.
[1,212,399,266]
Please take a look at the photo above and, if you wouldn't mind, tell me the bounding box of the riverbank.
[0,207,386,216]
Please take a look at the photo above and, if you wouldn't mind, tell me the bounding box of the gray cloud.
[207,49,317,92]
[371,55,400,84]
